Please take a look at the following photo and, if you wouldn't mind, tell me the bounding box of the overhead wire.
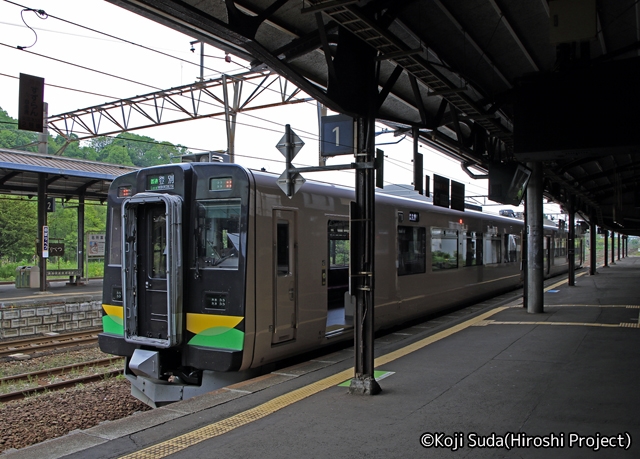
[0,0,486,195]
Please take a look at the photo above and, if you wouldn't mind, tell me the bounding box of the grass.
[0,260,104,281]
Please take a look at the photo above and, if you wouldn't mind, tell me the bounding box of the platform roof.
[0,149,138,200]
[107,0,640,233]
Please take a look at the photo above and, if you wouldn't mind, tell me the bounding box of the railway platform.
[0,279,103,305]
[4,258,640,459]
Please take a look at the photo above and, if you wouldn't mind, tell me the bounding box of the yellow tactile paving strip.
[122,271,634,459]
[474,319,639,328]
[119,306,508,459]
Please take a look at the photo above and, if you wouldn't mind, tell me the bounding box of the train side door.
[272,209,297,344]
[122,193,183,348]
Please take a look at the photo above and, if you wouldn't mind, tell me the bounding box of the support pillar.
[349,116,380,395]
[77,193,85,284]
[589,218,596,275]
[604,230,608,267]
[568,196,575,286]
[526,162,544,313]
[522,198,528,309]
[625,236,628,257]
[37,174,47,292]
[618,233,621,260]
[611,231,615,265]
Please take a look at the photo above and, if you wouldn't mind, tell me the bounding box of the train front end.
[99,163,253,406]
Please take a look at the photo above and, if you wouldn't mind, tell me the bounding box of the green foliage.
[0,106,189,273]
[0,199,38,260]
[0,107,186,165]
[0,108,39,151]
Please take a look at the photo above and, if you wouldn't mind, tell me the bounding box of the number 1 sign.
[320,114,355,157]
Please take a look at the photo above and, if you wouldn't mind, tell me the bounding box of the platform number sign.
[46,197,55,212]
[321,114,355,157]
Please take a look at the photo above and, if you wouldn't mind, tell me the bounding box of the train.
[99,162,581,406]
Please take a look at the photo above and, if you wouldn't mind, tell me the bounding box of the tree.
[0,199,38,261]
[103,144,135,166]
[0,107,39,151]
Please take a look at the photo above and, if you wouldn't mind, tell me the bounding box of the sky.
[0,0,562,216]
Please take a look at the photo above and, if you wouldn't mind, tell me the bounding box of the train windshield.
[196,199,241,269]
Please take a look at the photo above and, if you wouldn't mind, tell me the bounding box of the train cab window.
[108,207,122,266]
[398,226,426,276]
[277,222,289,275]
[431,228,458,271]
[484,234,502,265]
[463,232,483,266]
[196,199,241,270]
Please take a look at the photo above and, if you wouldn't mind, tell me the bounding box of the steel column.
[522,198,528,308]
[611,231,615,265]
[589,218,596,275]
[349,116,380,395]
[77,193,85,284]
[38,174,47,292]
[526,162,544,313]
[618,233,621,260]
[604,230,609,267]
[568,195,575,286]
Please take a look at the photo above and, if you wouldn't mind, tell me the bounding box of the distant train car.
[99,163,579,406]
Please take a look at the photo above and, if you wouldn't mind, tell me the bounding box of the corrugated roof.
[0,148,138,200]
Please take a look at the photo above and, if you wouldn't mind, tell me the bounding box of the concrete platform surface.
[4,258,640,459]
[0,279,102,306]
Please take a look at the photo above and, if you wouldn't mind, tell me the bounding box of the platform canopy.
[0,149,137,200]
[107,0,640,233]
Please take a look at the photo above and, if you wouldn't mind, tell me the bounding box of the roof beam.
[488,0,539,72]
[431,0,512,89]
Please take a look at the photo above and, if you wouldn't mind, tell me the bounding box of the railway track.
[0,329,101,358]
[0,357,124,402]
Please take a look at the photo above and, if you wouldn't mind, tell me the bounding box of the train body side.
[99,162,578,401]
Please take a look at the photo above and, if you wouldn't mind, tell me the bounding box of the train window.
[431,228,458,271]
[554,235,567,258]
[484,234,502,265]
[196,199,241,270]
[150,206,167,278]
[397,226,426,276]
[328,220,349,267]
[504,234,522,263]
[463,232,483,266]
[108,206,122,266]
[277,222,289,275]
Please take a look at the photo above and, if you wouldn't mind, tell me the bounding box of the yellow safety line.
[478,319,636,328]
[543,270,587,293]
[545,304,640,308]
[119,306,508,459]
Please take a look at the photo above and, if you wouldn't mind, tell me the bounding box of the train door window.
[108,206,122,266]
[543,236,550,273]
[504,234,521,263]
[327,220,350,315]
[196,199,241,270]
[431,228,458,271]
[277,222,289,275]
[328,220,349,267]
[463,232,483,266]
[483,234,502,265]
[150,206,167,279]
[398,226,426,275]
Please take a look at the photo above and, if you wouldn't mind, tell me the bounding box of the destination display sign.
[148,173,175,191]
